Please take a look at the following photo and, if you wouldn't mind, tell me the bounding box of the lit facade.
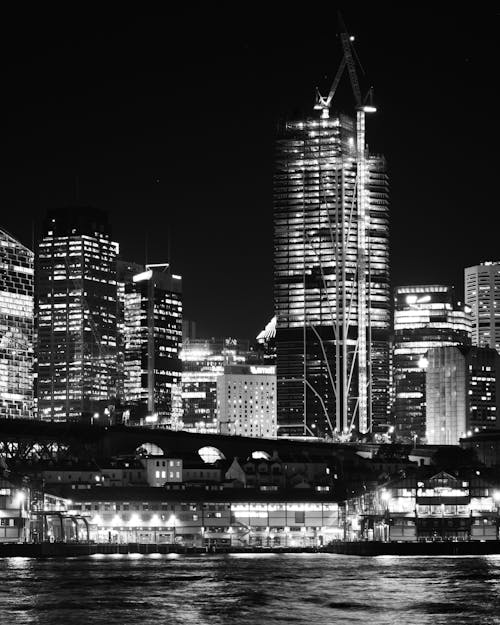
[0,479,30,542]
[274,115,390,438]
[393,285,471,442]
[0,229,34,419]
[123,264,182,427]
[67,487,341,547]
[465,262,500,352]
[36,208,118,422]
[180,338,250,433]
[217,365,277,438]
[344,471,500,543]
[255,315,277,364]
[116,260,144,406]
[426,346,499,445]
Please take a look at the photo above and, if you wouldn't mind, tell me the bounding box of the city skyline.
[0,7,498,341]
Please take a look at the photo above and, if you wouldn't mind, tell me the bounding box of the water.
[1,553,500,624]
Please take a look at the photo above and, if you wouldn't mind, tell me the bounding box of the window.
[295,511,305,524]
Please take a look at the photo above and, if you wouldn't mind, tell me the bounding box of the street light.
[381,490,391,542]
[15,491,25,543]
[167,514,177,545]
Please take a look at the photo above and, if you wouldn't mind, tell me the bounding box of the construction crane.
[314,19,376,436]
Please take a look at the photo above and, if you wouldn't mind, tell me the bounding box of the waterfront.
[1,554,500,624]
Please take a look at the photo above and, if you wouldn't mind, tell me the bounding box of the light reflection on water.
[1,553,500,625]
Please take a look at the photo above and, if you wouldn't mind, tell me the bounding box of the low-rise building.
[67,486,342,547]
[343,470,500,542]
[0,478,30,542]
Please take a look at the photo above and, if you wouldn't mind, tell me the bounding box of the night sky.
[0,6,498,338]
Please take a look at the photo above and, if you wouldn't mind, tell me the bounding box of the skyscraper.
[465,262,500,352]
[393,285,472,442]
[123,264,182,427]
[426,345,499,445]
[36,208,118,422]
[0,229,34,419]
[116,260,144,407]
[274,115,390,438]
[180,337,250,433]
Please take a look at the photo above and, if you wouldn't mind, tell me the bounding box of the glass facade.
[0,229,34,419]
[36,208,118,422]
[426,345,499,445]
[393,285,472,442]
[123,265,182,427]
[274,115,389,438]
[180,338,250,433]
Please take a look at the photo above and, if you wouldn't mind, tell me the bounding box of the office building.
[255,315,277,364]
[116,260,144,406]
[217,364,277,438]
[180,338,250,433]
[465,262,500,352]
[426,345,499,445]
[274,115,390,438]
[36,208,118,422]
[393,285,472,442]
[123,264,182,427]
[0,228,34,419]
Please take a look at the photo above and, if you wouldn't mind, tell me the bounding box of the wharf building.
[465,262,500,352]
[274,115,390,438]
[216,364,277,438]
[36,208,118,422]
[180,338,251,433]
[0,477,30,542]
[0,229,34,419]
[65,487,341,548]
[343,471,500,543]
[122,264,182,428]
[393,285,472,443]
[426,346,500,445]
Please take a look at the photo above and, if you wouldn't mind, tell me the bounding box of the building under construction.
[274,28,390,439]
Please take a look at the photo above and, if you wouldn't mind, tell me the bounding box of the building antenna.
[75,175,80,203]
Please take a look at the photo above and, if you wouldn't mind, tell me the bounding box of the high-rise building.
[116,260,144,407]
[255,316,277,364]
[180,338,250,433]
[0,229,34,419]
[393,285,472,442]
[217,364,277,438]
[465,262,500,352]
[426,345,500,445]
[274,115,390,438]
[123,264,182,427]
[36,208,118,422]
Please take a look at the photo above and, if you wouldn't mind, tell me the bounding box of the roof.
[55,486,340,504]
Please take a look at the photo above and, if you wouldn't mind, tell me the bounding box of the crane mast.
[314,23,376,436]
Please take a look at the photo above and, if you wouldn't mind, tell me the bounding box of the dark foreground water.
[1,553,500,625]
